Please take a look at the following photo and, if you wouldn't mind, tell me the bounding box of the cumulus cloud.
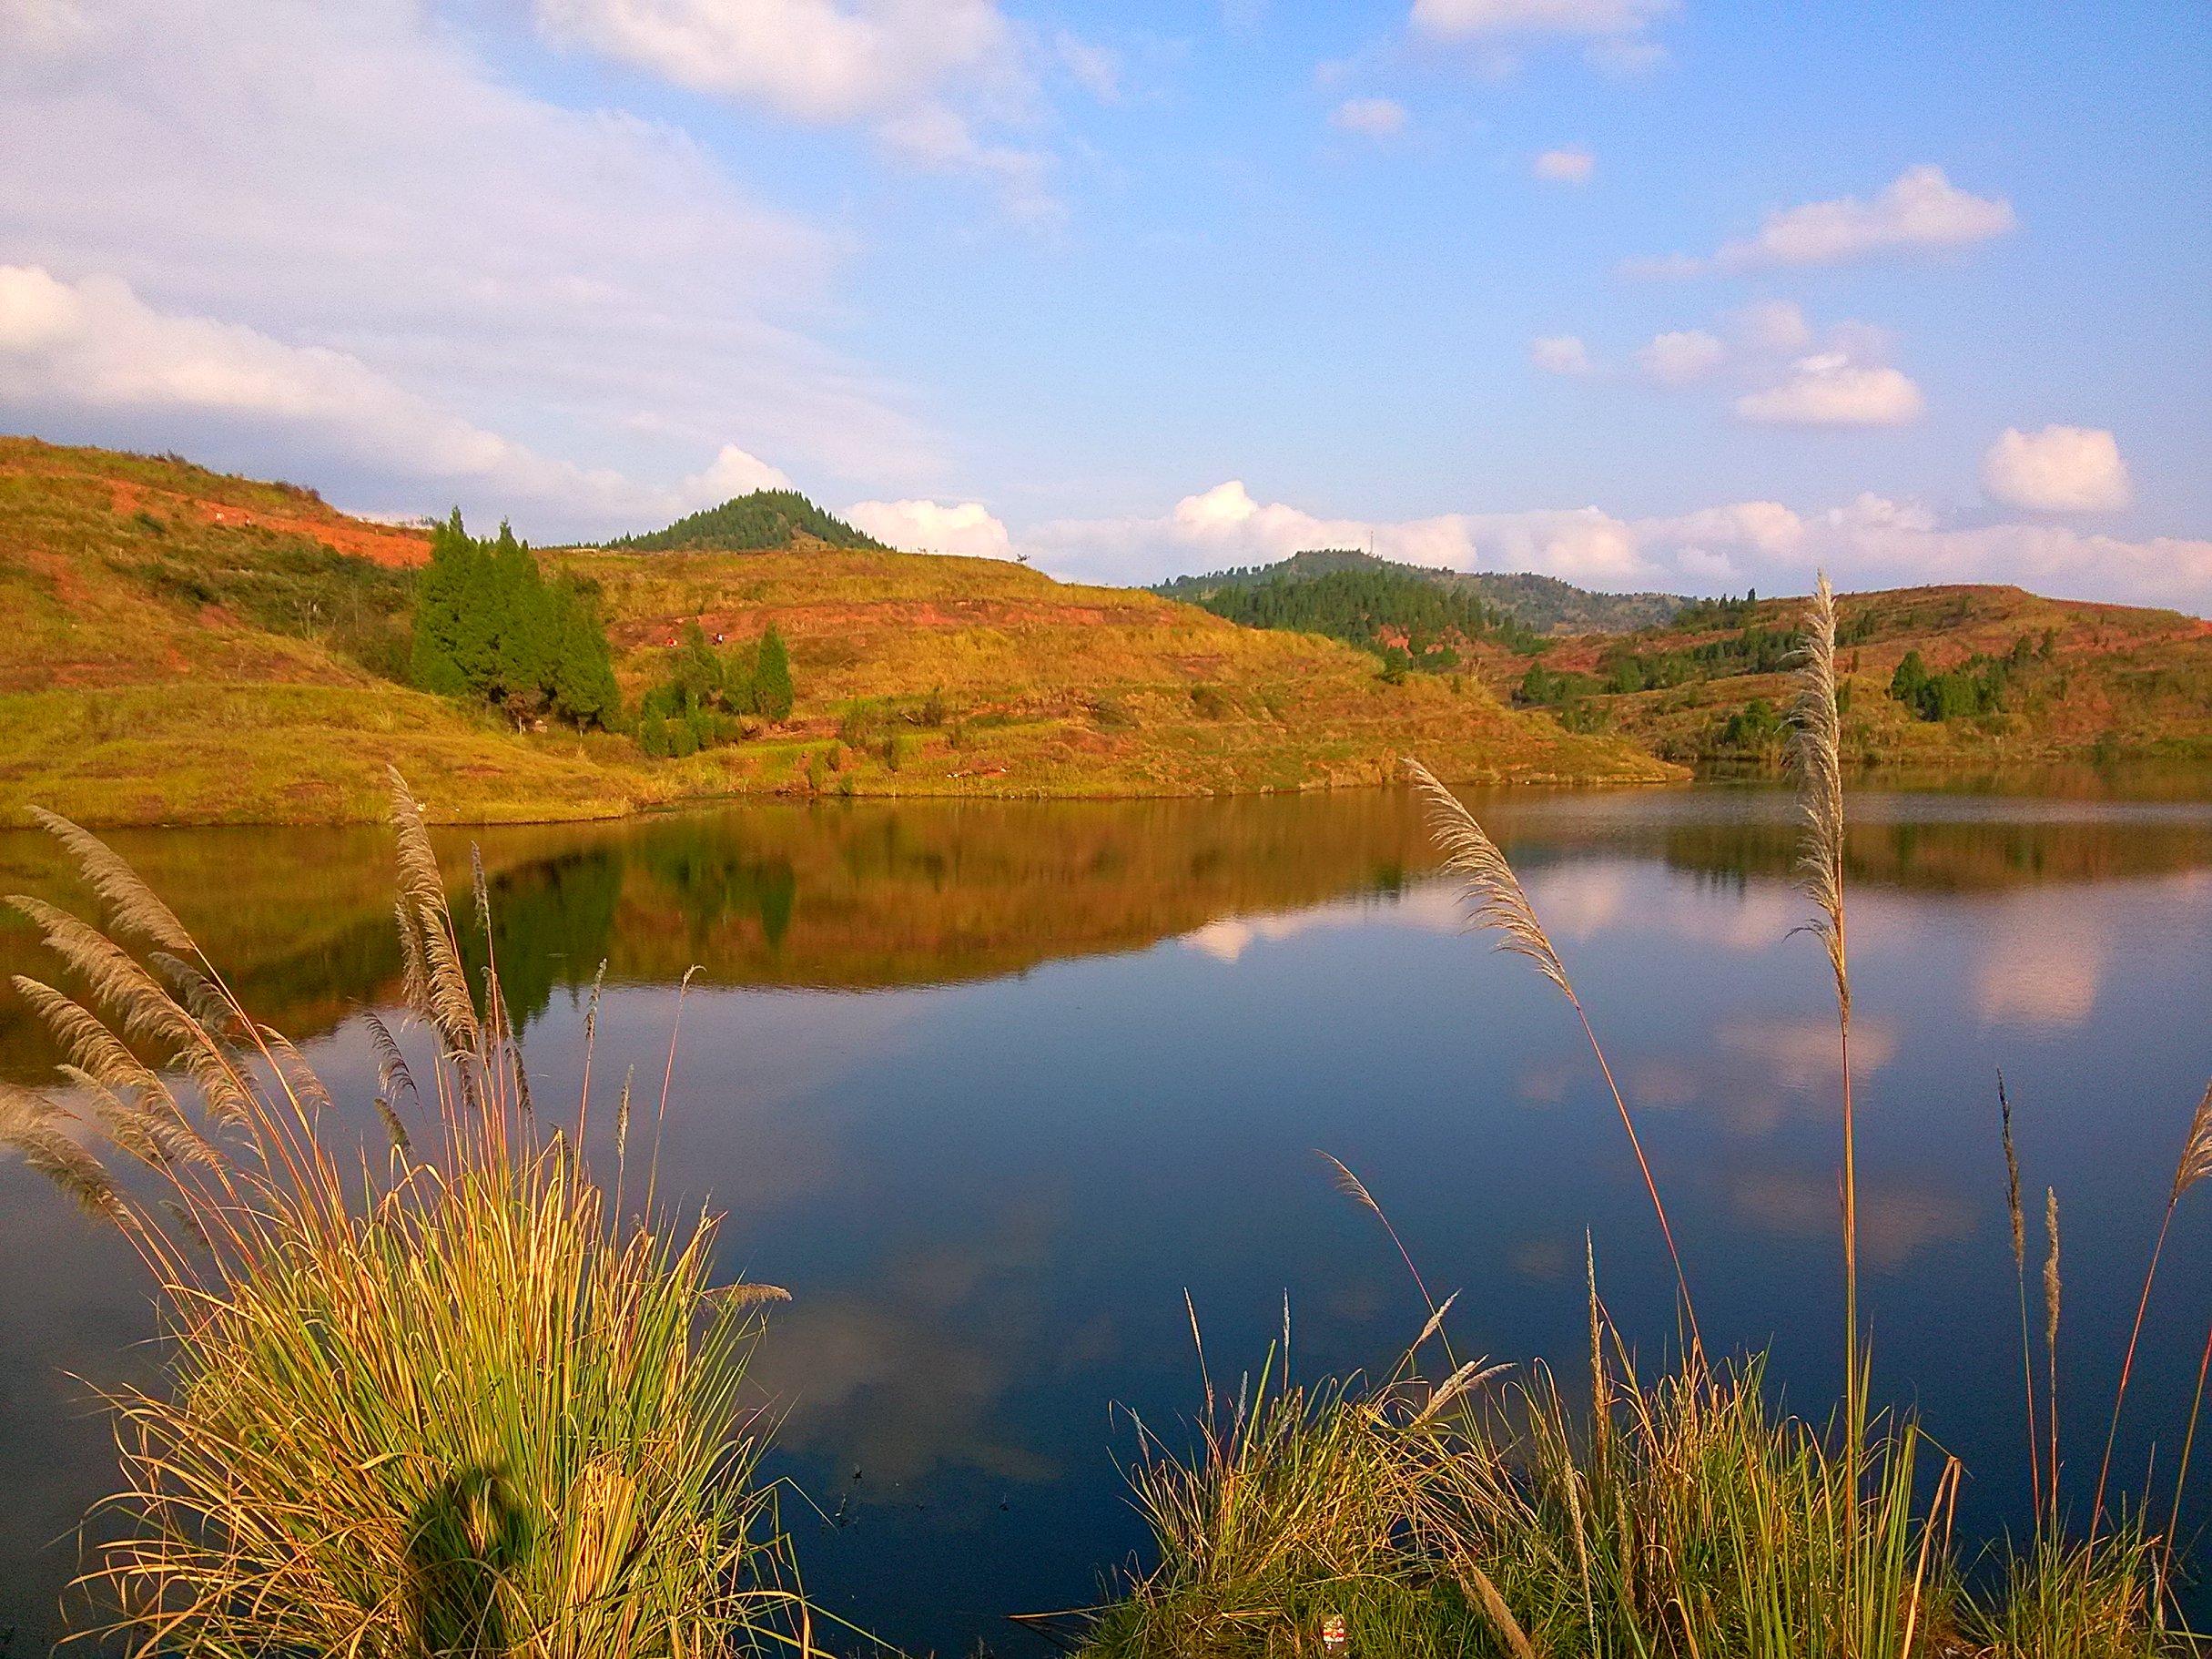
[844,497,1017,558]
[1530,334,1595,374]
[1021,482,2212,615]
[1532,146,1595,184]
[0,264,806,528]
[1329,97,1408,137]
[529,0,1055,212]
[1735,351,1924,426]
[1982,425,2132,513]
[0,0,934,535]
[1636,328,1727,384]
[1631,165,2017,276]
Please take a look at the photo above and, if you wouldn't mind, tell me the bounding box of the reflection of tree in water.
[457,848,625,1027]
[632,824,798,952]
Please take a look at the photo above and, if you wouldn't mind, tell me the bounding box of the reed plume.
[25,806,195,953]
[1402,757,1698,1346]
[1787,572,1865,1447]
[2095,1073,2212,1530]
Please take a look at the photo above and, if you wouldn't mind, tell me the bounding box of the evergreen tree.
[409,510,618,729]
[754,622,794,721]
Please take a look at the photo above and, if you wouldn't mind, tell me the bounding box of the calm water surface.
[4,780,2212,1653]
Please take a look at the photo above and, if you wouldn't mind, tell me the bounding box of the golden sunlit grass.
[1,440,1669,825]
[0,771,812,1654]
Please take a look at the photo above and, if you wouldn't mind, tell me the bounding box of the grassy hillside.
[1476,584,2212,769]
[0,438,1667,825]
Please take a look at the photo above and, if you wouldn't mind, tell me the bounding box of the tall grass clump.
[0,777,810,1655]
[1090,571,2198,1656]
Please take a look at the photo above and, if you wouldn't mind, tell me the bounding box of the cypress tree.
[408,510,619,730]
[754,622,794,722]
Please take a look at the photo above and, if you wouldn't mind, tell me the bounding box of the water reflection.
[3,780,2211,1654]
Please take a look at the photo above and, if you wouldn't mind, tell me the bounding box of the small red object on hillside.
[1320,1613,1348,1655]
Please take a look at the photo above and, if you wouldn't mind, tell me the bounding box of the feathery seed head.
[28,808,197,954]
[1787,574,1850,1022]
[1402,758,1574,1002]
[2171,1078,2212,1204]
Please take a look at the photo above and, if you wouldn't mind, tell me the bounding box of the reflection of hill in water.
[5,782,2208,1081]
[0,795,1432,1078]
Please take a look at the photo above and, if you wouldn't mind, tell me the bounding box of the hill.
[1154,549,1687,635]
[0,438,1668,826]
[606,489,890,553]
[1472,584,2212,770]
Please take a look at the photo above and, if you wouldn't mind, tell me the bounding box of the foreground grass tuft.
[1,771,810,1654]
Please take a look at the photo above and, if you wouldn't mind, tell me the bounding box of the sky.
[2,0,2208,608]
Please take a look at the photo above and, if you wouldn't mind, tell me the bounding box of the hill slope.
[0,439,1668,825]
[1155,549,1687,634]
[1471,584,2212,770]
[606,489,890,553]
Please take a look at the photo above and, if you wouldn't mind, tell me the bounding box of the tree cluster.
[410,512,619,729]
[1186,566,1540,669]
[1888,633,2050,722]
[636,622,795,758]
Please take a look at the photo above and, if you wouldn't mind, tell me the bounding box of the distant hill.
[0,438,1664,825]
[607,489,891,553]
[1477,584,2212,770]
[1152,549,1686,635]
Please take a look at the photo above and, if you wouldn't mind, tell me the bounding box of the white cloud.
[0,264,807,529]
[1636,328,1727,384]
[530,0,1055,211]
[844,497,1016,558]
[1981,425,2132,513]
[0,0,935,536]
[1412,0,1671,40]
[1532,146,1595,184]
[532,0,1018,123]
[1735,352,1924,426]
[1634,165,2017,276]
[1530,334,1595,374]
[1023,482,2212,615]
[1329,97,1408,137]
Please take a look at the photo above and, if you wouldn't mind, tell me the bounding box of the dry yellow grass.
[0,440,1672,825]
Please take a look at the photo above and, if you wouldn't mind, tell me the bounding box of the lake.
[4,778,2212,1654]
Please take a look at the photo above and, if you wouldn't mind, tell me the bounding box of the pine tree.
[408,510,619,730]
[754,622,794,722]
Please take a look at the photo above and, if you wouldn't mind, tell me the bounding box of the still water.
[4,780,2211,1653]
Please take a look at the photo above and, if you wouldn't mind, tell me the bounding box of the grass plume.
[1401,755,1699,1348]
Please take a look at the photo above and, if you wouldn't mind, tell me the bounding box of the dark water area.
[4,779,2212,1653]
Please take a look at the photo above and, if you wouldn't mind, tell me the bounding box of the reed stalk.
[2001,1072,2043,1518]
[2096,1077,2212,1531]
[1402,757,1700,1353]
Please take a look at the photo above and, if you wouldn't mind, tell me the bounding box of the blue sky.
[2,0,2207,606]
